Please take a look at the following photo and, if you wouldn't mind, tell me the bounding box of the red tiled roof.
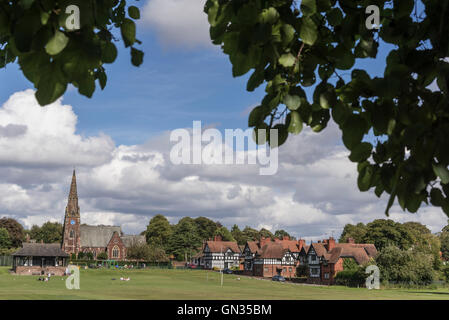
[257,242,288,259]
[247,241,260,254]
[205,241,241,253]
[308,241,377,265]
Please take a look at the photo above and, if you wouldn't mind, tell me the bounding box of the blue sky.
[0,0,446,238]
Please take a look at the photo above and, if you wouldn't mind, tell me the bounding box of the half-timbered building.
[300,237,377,284]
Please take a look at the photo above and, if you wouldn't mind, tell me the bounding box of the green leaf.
[433,163,449,184]
[278,53,296,67]
[288,111,303,135]
[131,47,144,66]
[260,7,279,24]
[349,142,372,162]
[128,6,140,20]
[45,31,69,56]
[358,164,373,192]
[301,0,316,16]
[101,41,118,64]
[35,64,67,106]
[342,115,367,149]
[248,106,264,127]
[300,17,317,45]
[284,94,301,111]
[121,19,136,47]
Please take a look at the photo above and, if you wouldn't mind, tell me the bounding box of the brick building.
[12,243,69,275]
[61,170,145,260]
[299,237,377,285]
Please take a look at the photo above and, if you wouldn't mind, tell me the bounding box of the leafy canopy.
[204,0,449,217]
[0,0,143,106]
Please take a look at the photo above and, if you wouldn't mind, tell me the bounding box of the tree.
[214,226,235,241]
[145,214,172,249]
[242,226,260,241]
[194,217,219,241]
[97,252,108,260]
[0,228,11,249]
[31,222,63,243]
[0,218,24,248]
[259,228,274,239]
[205,0,449,217]
[0,0,144,106]
[339,223,367,244]
[363,219,414,251]
[167,217,202,261]
[375,245,434,285]
[126,240,151,261]
[231,224,247,245]
[274,229,292,240]
[440,231,449,260]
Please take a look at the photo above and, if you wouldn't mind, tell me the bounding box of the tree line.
[339,219,449,286]
[0,215,293,261]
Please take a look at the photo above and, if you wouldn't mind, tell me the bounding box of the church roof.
[120,235,146,247]
[13,243,69,257]
[80,225,122,248]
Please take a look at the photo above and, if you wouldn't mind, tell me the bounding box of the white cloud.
[0,90,447,239]
[141,0,212,48]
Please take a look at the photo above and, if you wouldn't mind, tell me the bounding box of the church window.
[69,230,74,238]
[112,246,120,258]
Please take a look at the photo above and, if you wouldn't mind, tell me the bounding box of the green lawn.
[0,267,449,300]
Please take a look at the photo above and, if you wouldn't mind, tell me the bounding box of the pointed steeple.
[65,170,80,217]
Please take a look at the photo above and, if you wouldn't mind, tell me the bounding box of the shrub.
[376,245,434,285]
[70,253,76,260]
[334,269,366,287]
[77,252,85,259]
[296,265,308,278]
[97,252,108,260]
[86,252,94,260]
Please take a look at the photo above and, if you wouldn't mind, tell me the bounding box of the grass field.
[0,267,449,300]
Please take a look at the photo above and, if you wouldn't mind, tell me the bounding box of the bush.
[296,265,308,278]
[77,252,85,259]
[86,252,94,260]
[376,245,434,285]
[70,253,76,260]
[334,269,366,287]
[97,252,108,260]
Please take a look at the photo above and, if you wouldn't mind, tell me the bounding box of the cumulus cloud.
[0,90,447,239]
[141,0,212,48]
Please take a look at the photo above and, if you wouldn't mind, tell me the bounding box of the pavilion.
[12,243,69,275]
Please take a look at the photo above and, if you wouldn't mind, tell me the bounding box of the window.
[69,230,74,238]
[324,273,330,279]
[112,246,120,258]
[289,267,292,272]
[311,255,316,261]
[264,267,268,272]
[311,268,318,275]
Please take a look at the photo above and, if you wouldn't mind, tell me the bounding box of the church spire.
[65,169,80,217]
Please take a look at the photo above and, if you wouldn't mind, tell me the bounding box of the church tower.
[62,170,81,255]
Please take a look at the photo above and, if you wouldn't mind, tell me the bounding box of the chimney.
[25,234,30,243]
[284,236,290,240]
[298,239,306,249]
[40,239,44,244]
[259,237,270,246]
[326,237,336,251]
[214,235,222,242]
[347,237,355,244]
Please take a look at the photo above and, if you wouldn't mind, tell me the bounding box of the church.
[61,170,145,260]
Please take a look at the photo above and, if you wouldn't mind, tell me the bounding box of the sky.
[0,0,446,240]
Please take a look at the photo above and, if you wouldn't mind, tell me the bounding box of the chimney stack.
[327,237,336,251]
[298,239,306,249]
[347,237,355,244]
[214,235,222,242]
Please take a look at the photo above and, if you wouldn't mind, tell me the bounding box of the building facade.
[299,237,377,285]
[61,170,145,260]
[202,236,241,269]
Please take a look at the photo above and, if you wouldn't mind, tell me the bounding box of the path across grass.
[0,267,448,300]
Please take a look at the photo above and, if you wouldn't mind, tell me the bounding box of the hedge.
[334,270,366,287]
